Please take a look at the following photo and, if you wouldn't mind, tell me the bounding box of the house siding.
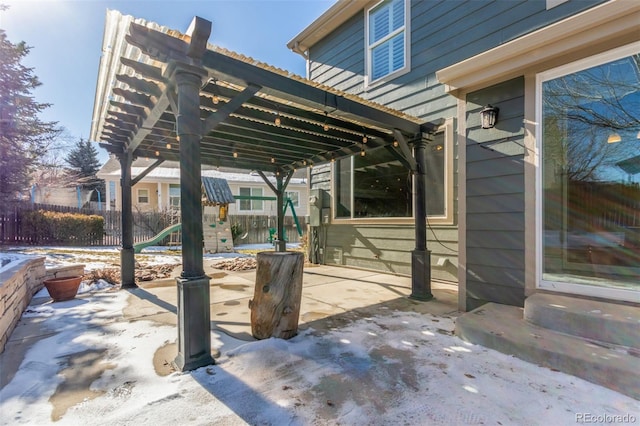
[465,77,526,311]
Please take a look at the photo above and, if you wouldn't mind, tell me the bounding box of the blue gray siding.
[465,77,526,310]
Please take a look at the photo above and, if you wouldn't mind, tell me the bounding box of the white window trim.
[535,42,640,303]
[137,188,149,204]
[332,117,454,225]
[364,0,411,90]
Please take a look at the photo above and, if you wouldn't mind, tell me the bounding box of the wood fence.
[0,202,305,247]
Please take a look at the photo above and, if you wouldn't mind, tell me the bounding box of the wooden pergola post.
[410,133,434,301]
[170,61,214,372]
[118,151,136,288]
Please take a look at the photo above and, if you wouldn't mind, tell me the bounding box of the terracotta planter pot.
[43,276,83,302]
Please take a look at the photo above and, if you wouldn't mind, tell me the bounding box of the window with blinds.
[366,0,410,86]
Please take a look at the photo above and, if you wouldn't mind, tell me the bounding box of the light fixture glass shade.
[480,105,499,129]
[607,133,622,143]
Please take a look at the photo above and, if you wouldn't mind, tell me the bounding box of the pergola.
[91,11,436,370]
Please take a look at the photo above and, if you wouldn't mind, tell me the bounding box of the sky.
[0,0,333,163]
[1,247,639,424]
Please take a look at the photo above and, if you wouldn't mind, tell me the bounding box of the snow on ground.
[1,246,638,425]
[5,244,276,273]
[1,289,638,425]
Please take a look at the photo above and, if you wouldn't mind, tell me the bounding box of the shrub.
[21,210,104,245]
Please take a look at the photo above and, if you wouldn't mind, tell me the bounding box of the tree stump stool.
[250,251,304,339]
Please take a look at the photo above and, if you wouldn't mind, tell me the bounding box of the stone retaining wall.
[0,258,85,353]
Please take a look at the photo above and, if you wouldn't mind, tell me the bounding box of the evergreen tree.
[65,138,104,196]
[0,13,60,208]
[65,139,101,178]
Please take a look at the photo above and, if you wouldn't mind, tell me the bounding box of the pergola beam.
[131,158,165,186]
[202,49,421,137]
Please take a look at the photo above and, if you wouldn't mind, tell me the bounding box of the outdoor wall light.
[480,105,499,129]
[607,133,622,143]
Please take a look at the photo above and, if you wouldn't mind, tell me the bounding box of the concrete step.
[524,293,640,349]
[455,302,640,400]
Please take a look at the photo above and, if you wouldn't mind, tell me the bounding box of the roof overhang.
[436,0,640,96]
[91,10,432,174]
[287,0,368,58]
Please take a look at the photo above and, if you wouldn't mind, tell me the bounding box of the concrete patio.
[2,262,459,388]
[2,260,638,425]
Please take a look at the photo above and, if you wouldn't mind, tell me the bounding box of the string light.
[166,143,172,150]
[362,135,368,144]
[271,157,276,163]
[323,112,329,131]
[155,150,160,156]
[233,151,238,158]
[302,159,307,166]
[211,79,220,104]
[360,148,366,157]
[393,140,399,147]
[274,105,281,126]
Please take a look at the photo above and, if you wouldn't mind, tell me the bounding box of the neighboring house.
[97,157,308,218]
[289,0,639,397]
[29,184,92,208]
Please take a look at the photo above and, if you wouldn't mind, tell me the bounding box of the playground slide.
[133,223,182,253]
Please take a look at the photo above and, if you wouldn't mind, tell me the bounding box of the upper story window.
[365,0,410,87]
